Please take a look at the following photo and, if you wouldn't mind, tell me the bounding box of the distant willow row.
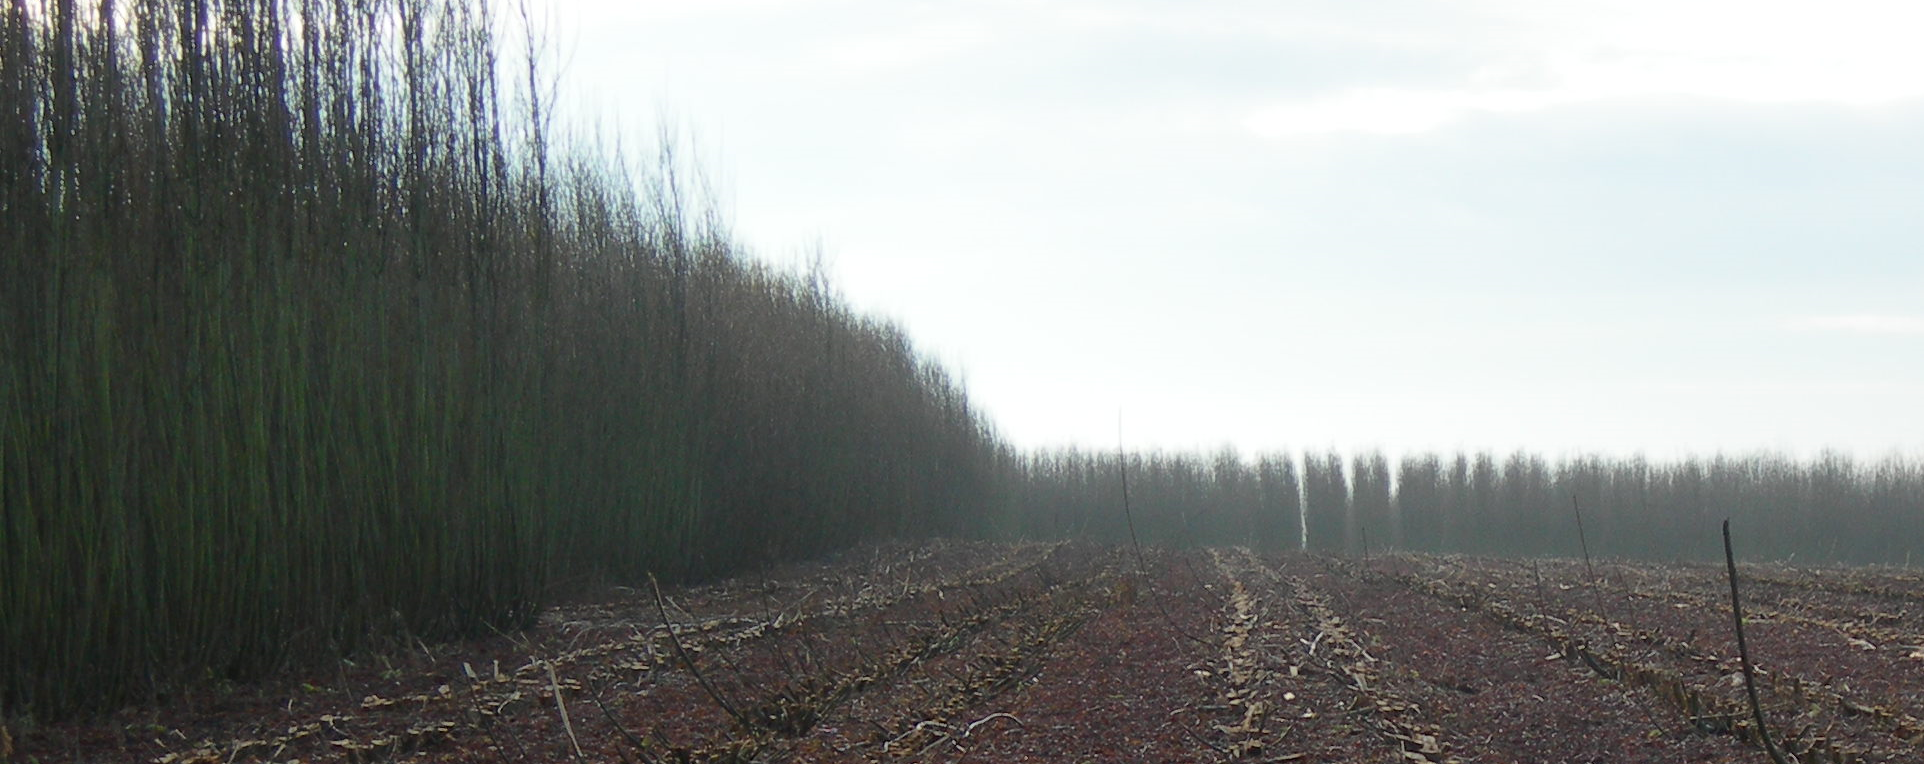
[1006,449,1924,565]
[0,0,999,719]
[7,0,1918,727]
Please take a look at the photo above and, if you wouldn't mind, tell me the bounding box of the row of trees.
[7,0,1919,726]
[1004,448,1301,551]
[1008,449,1924,566]
[1386,450,1924,564]
[0,0,1003,719]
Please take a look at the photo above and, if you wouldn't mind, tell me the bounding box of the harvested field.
[19,541,1920,763]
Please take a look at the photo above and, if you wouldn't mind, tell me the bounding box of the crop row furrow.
[1285,567,1449,763]
[856,597,1101,760]
[1371,561,1875,763]
[1204,548,1286,760]
[1749,571,1924,606]
[1397,553,1924,752]
[142,543,1075,764]
[618,547,1118,763]
[1208,548,1410,763]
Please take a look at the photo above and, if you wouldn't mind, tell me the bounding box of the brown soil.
[9,543,1917,763]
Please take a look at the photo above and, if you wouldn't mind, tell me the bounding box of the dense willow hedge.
[0,0,1001,719]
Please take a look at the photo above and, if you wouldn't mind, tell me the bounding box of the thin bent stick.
[583,677,651,764]
[1116,412,1212,648]
[651,573,756,733]
[1118,411,1144,573]
[1724,519,1790,764]
[1573,494,1606,618]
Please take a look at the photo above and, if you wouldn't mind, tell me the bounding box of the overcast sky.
[532,0,1924,460]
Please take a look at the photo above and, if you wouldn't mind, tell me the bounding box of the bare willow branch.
[650,574,755,733]
[1724,519,1791,764]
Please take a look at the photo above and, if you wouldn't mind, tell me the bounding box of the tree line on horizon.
[1006,447,1924,566]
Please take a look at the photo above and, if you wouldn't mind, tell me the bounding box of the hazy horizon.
[531,0,1924,460]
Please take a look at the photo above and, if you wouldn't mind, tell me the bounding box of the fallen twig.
[548,661,585,761]
[964,712,1023,735]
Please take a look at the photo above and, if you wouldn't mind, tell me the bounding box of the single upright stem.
[1110,414,1211,648]
[1530,558,1546,613]
[1572,495,1605,617]
[1724,519,1789,764]
[1118,411,1144,573]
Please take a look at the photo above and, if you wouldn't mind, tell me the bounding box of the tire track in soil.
[1474,555,1924,653]
[766,552,1121,762]
[513,541,1081,762]
[1202,547,1312,761]
[1271,558,1454,763]
[470,540,1083,762]
[1209,548,1413,763]
[1601,560,1924,726]
[844,549,1231,763]
[70,541,1065,764]
[1747,568,1924,608]
[574,543,1115,764]
[1403,554,1924,761]
[1297,555,1769,764]
[545,540,1070,679]
[1460,555,1924,664]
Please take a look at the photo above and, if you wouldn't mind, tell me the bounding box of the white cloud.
[1787,315,1924,335]
[803,21,992,77]
[1230,0,1924,137]
[1244,89,1458,137]
[1243,86,1566,137]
